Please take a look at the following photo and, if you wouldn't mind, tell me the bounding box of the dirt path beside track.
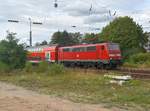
[0,82,124,111]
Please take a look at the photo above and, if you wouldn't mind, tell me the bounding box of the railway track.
[71,67,150,79]
[118,68,150,78]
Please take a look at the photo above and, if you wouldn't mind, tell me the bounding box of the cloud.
[84,14,115,24]
[63,1,109,17]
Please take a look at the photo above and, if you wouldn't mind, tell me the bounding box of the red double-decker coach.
[26,45,59,63]
[26,42,122,69]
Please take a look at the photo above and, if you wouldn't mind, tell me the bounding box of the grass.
[0,69,150,110]
[123,62,150,69]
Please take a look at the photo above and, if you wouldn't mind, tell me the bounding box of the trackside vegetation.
[0,62,149,111]
[24,62,66,75]
[0,31,26,71]
[124,53,150,68]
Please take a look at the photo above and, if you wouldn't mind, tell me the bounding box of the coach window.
[32,49,34,52]
[63,48,70,52]
[72,48,81,52]
[80,47,85,52]
[87,46,96,52]
[72,48,75,52]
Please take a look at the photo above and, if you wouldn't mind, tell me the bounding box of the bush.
[123,47,145,60]
[128,53,150,64]
[36,62,49,73]
[24,62,49,73]
[24,62,66,75]
[0,62,10,73]
[24,62,35,73]
[124,53,150,68]
[48,63,66,75]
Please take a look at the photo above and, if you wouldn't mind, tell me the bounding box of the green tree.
[41,40,48,45]
[69,32,82,44]
[35,40,48,46]
[0,31,26,69]
[82,33,99,44]
[100,16,148,58]
[51,31,81,46]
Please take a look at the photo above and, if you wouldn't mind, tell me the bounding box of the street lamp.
[8,18,43,46]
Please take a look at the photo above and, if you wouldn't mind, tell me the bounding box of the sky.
[0,0,150,45]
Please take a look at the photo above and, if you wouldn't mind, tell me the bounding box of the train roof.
[60,42,117,49]
[25,44,58,50]
[25,42,119,50]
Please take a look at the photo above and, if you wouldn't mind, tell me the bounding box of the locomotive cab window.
[87,46,96,52]
[72,48,80,52]
[109,44,119,50]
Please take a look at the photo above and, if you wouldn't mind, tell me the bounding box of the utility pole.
[8,18,42,46]
[29,18,32,46]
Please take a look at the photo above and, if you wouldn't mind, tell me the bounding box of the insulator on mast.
[54,0,58,8]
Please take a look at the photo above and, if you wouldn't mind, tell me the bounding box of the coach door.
[45,51,51,62]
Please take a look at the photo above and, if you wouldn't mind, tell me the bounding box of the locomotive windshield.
[108,44,120,50]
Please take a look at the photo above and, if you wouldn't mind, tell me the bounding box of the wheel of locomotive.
[70,62,75,68]
[90,63,95,68]
[97,63,103,69]
[102,64,111,70]
[63,62,69,67]
[83,62,89,69]
[105,64,117,70]
[110,64,117,69]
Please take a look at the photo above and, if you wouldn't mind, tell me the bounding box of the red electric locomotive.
[58,43,122,68]
[26,42,122,69]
